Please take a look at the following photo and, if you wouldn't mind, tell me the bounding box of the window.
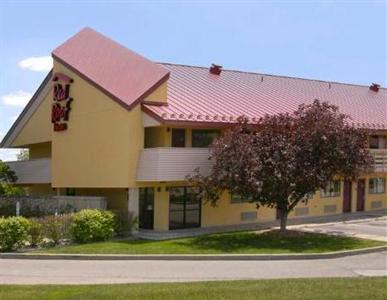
[139,188,154,229]
[300,192,314,201]
[172,129,185,147]
[369,178,385,194]
[192,130,220,147]
[320,181,341,198]
[169,187,200,230]
[66,188,76,196]
[230,193,253,204]
[144,127,164,148]
[369,135,386,149]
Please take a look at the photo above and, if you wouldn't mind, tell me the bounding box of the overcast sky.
[0,0,385,160]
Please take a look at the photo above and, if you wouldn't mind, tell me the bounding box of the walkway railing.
[370,149,387,172]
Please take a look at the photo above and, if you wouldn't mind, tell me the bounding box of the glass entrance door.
[169,187,201,230]
[139,188,154,230]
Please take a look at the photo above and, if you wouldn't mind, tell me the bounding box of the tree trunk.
[280,209,288,233]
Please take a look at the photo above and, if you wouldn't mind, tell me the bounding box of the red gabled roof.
[143,63,387,129]
[52,27,169,110]
[51,28,386,130]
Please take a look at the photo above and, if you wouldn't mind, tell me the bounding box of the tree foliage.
[0,160,23,196]
[0,160,17,183]
[189,100,373,231]
[16,149,29,161]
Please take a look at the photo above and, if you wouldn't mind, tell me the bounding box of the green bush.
[28,221,43,247]
[70,209,116,243]
[0,183,25,197]
[0,216,31,252]
[38,214,73,246]
[112,210,138,237]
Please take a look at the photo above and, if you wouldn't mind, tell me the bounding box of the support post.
[128,188,139,233]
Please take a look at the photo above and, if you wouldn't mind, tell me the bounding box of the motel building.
[1,27,386,234]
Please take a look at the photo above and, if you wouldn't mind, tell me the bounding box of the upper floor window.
[369,178,385,194]
[320,180,341,198]
[369,135,386,149]
[230,193,253,204]
[192,130,220,148]
[172,129,185,147]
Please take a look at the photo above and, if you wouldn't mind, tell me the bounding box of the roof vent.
[369,83,380,92]
[209,64,222,75]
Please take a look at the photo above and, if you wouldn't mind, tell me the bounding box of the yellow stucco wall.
[28,184,55,196]
[144,81,168,103]
[363,173,387,211]
[51,60,144,188]
[148,172,387,231]
[144,127,168,148]
[12,91,52,147]
[202,191,275,227]
[154,188,169,231]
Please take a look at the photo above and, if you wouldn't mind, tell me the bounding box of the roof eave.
[52,53,170,112]
[0,70,53,148]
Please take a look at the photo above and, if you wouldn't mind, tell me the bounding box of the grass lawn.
[36,230,385,255]
[0,277,386,300]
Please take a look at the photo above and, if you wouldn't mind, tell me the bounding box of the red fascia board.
[141,105,235,129]
[142,100,169,107]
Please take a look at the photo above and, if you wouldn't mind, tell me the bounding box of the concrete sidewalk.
[1,245,386,261]
[291,215,387,242]
[0,251,386,284]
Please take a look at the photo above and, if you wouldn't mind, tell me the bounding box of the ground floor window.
[169,187,201,230]
[139,188,154,230]
[320,180,341,198]
[369,178,385,194]
[66,188,76,196]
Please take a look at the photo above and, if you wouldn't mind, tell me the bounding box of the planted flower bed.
[0,209,133,252]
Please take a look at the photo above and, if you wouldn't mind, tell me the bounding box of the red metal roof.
[143,63,387,129]
[52,28,385,130]
[52,27,169,110]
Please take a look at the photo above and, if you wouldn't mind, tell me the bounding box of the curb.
[1,245,386,261]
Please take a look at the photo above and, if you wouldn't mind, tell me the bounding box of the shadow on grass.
[39,229,383,254]
[173,230,375,253]
[113,230,375,254]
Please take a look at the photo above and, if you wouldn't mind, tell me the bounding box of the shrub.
[28,220,43,247]
[0,183,25,197]
[70,209,116,243]
[38,214,73,246]
[0,216,31,252]
[112,210,138,237]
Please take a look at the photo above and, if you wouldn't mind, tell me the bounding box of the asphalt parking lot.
[294,215,387,242]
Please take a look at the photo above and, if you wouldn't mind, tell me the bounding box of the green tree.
[16,149,29,161]
[0,160,24,196]
[0,160,17,183]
